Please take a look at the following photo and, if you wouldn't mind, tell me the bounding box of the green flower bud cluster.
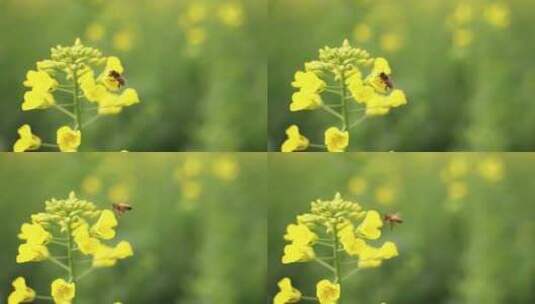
[298,193,365,233]
[31,192,100,231]
[49,38,104,77]
[306,39,374,80]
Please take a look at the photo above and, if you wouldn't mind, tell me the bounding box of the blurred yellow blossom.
[448,181,468,200]
[477,157,504,182]
[484,2,510,28]
[348,176,367,195]
[85,23,106,42]
[452,28,473,48]
[353,23,372,43]
[108,182,131,202]
[113,29,135,52]
[180,180,202,201]
[212,156,239,181]
[380,32,404,53]
[82,176,102,195]
[217,2,245,28]
[375,185,395,206]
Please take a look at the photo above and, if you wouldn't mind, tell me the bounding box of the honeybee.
[383,213,403,230]
[109,70,126,88]
[379,72,394,90]
[112,202,133,216]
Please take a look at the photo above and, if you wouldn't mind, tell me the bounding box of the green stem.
[47,256,70,272]
[53,104,76,119]
[73,70,83,135]
[67,223,76,284]
[339,75,350,131]
[313,257,336,272]
[332,227,342,289]
[35,295,54,301]
[320,104,344,120]
[302,296,319,302]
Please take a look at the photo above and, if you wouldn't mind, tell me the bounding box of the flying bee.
[109,70,126,88]
[112,202,133,216]
[379,72,394,90]
[383,212,403,230]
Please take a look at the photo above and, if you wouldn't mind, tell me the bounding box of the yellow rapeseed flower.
[348,176,367,195]
[282,243,315,264]
[358,241,398,268]
[91,210,118,240]
[16,243,49,263]
[281,125,309,152]
[217,2,244,28]
[8,277,35,304]
[290,91,322,111]
[56,126,81,152]
[353,23,372,43]
[291,71,326,93]
[324,127,349,152]
[356,210,383,240]
[484,2,510,28]
[18,223,51,245]
[284,223,318,246]
[92,241,133,268]
[13,124,41,152]
[211,156,239,181]
[51,279,75,304]
[273,278,302,304]
[316,279,340,304]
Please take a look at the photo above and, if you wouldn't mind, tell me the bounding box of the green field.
[0,0,266,151]
[269,0,535,151]
[0,153,266,303]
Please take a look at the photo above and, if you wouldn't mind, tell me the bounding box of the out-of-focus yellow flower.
[273,277,302,304]
[282,243,315,264]
[81,176,102,195]
[185,27,207,46]
[217,2,244,28]
[316,279,340,304]
[484,2,510,28]
[57,126,81,152]
[281,125,309,152]
[184,3,207,25]
[284,224,318,246]
[16,243,49,263]
[113,29,135,52]
[324,127,349,152]
[358,241,398,268]
[452,28,473,48]
[291,71,326,93]
[18,223,51,245]
[448,3,473,26]
[108,182,131,202]
[441,156,469,182]
[13,124,41,152]
[85,23,106,42]
[181,180,202,201]
[448,181,468,200]
[353,23,372,43]
[212,156,239,181]
[92,241,133,268]
[375,185,395,206]
[91,210,118,240]
[8,277,35,304]
[290,91,322,111]
[380,33,403,53]
[175,157,204,180]
[357,210,383,240]
[348,176,367,195]
[478,157,504,182]
[51,278,75,304]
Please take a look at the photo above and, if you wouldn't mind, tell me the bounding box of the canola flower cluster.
[13,39,140,152]
[8,192,133,304]
[447,2,510,49]
[281,40,407,152]
[274,193,399,304]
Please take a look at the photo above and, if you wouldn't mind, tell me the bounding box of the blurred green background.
[0,0,266,151]
[268,0,535,151]
[269,153,535,303]
[0,153,266,303]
